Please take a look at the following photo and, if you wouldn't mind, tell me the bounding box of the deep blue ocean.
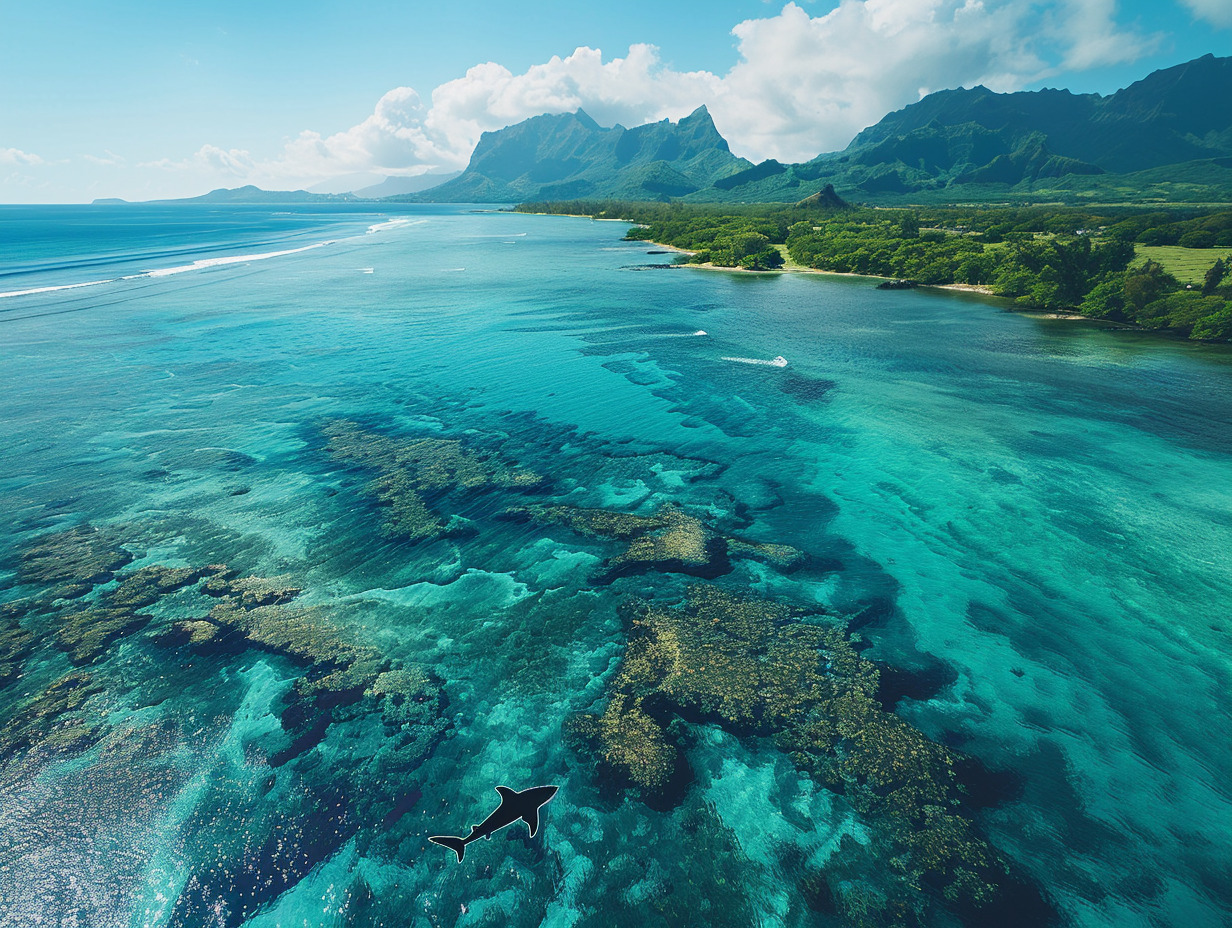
[0,203,1229,928]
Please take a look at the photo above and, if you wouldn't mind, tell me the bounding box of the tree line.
[516,201,1232,340]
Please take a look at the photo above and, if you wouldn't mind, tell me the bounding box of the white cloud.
[141,144,255,177]
[255,46,718,184]
[1180,0,1232,27]
[82,150,125,166]
[0,147,45,166]
[150,0,1157,189]
[1053,0,1156,70]
[709,0,1153,161]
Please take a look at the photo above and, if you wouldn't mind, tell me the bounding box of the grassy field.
[1135,245,1232,285]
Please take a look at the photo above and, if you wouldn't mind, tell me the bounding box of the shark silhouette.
[429,785,559,862]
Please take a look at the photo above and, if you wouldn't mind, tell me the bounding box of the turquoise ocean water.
[0,203,1229,928]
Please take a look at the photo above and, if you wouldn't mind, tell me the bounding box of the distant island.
[92,185,363,206]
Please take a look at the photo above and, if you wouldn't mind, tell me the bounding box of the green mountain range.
[94,185,361,206]
[412,54,1232,205]
[399,106,752,203]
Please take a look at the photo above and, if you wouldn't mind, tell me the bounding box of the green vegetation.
[1136,246,1232,285]
[518,200,1232,340]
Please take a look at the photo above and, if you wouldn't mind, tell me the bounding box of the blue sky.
[2,0,1230,202]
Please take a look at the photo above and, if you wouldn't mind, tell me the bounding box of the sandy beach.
[638,237,999,295]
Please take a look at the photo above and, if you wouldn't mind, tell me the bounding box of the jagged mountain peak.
[409,106,750,203]
[403,53,1232,206]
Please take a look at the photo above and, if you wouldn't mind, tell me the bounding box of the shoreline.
[524,213,1204,341]
[637,237,998,296]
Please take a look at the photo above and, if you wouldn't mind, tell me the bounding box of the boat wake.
[661,330,708,338]
[722,355,788,367]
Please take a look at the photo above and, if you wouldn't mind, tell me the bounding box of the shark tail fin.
[429,835,466,863]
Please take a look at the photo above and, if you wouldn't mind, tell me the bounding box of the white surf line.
[141,241,334,277]
[0,278,115,299]
[721,355,788,367]
[0,240,335,298]
[365,218,428,233]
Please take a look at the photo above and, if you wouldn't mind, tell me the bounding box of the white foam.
[358,267,374,274]
[0,278,116,298]
[661,329,708,338]
[0,240,335,299]
[142,241,333,278]
[722,355,788,367]
[364,217,427,233]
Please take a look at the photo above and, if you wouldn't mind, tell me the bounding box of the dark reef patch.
[569,584,1037,926]
[778,373,838,403]
[14,524,134,592]
[2,519,454,924]
[875,657,960,708]
[502,502,805,581]
[320,418,545,543]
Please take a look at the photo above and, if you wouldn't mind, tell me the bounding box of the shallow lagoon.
[1,204,1229,928]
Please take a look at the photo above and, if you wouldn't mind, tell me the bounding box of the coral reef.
[56,605,152,665]
[109,564,212,610]
[0,604,34,688]
[571,584,1010,919]
[16,524,133,595]
[725,537,807,570]
[168,573,448,771]
[504,503,804,579]
[0,671,104,763]
[11,522,449,781]
[155,619,221,647]
[53,564,222,665]
[200,570,300,607]
[10,529,220,667]
[152,573,450,922]
[571,694,680,795]
[322,419,543,541]
[5,520,452,925]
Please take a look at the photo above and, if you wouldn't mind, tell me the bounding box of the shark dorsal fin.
[495,785,518,801]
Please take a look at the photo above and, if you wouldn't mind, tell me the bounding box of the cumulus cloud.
[0,147,45,166]
[152,0,1157,188]
[710,0,1152,160]
[257,45,717,183]
[1180,0,1232,27]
